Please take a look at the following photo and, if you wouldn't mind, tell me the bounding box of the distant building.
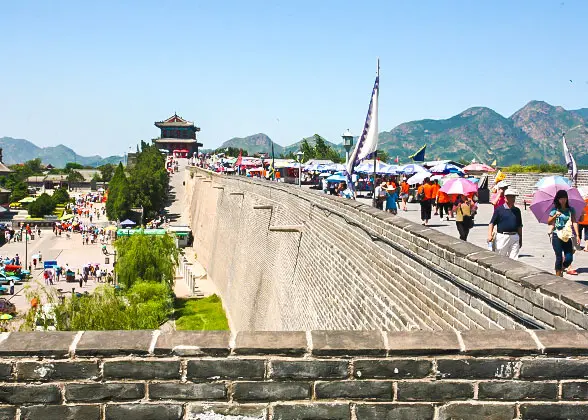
[0,148,12,176]
[153,113,203,157]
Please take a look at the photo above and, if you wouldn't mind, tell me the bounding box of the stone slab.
[76,330,153,356]
[0,332,75,358]
[154,331,230,356]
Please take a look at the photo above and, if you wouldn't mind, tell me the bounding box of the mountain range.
[0,137,123,167]
[218,101,588,165]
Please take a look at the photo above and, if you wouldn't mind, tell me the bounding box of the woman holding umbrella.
[548,190,581,277]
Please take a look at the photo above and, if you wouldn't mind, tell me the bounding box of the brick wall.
[1,330,588,419]
[186,168,588,332]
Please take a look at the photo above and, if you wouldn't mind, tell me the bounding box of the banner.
[408,144,426,162]
[562,135,577,185]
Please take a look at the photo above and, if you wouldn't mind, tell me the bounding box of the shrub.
[27,193,56,217]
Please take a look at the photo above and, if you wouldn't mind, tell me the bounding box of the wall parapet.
[1,331,588,419]
[186,168,588,332]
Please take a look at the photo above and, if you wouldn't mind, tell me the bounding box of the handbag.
[556,218,573,242]
[459,205,474,229]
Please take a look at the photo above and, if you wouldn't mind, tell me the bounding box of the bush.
[27,193,56,217]
[502,164,567,173]
[52,187,70,204]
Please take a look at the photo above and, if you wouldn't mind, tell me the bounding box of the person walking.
[454,195,473,241]
[400,178,410,211]
[487,188,523,260]
[385,185,398,215]
[548,189,581,277]
[418,178,434,226]
[438,190,451,221]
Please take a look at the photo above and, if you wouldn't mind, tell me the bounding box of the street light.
[296,151,304,187]
[102,245,117,285]
[342,129,354,165]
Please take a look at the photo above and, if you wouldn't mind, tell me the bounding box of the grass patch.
[174,294,229,331]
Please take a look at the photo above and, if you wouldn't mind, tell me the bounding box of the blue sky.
[1,0,587,156]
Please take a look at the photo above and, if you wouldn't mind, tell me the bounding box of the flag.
[395,156,399,163]
[346,60,380,187]
[408,144,426,162]
[491,159,497,166]
[562,135,577,185]
[494,170,506,184]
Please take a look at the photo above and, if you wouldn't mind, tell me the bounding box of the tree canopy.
[27,193,56,217]
[52,187,70,204]
[297,135,343,163]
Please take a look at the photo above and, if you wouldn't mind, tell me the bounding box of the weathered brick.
[478,381,557,400]
[0,406,15,420]
[397,381,473,401]
[273,403,350,420]
[461,330,538,355]
[65,383,144,402]
[0,331,75,357]
[535,331,588,355]
[315,381,391,400]
[187,359,264,380]
[21,405,100,420]
[233,382,310,402]
[105,404,183,420]
[76,330,152,356]
[271,360,348,380]
[562,382,588,399]
[355,403,434,420]
[187,403,267,418]
[438,403,515,420]
[234,331,307,356]
[354,359,431,379]
[436,359,520,379]
[149,382,226,401]
[17,361,99,381]
[521,359,588,379]
[311,331,386,356]
[104,360,180,380]
[520,403,588,419]
[0,364,11,381]
[155,331,230,356]
[0,384,61,404]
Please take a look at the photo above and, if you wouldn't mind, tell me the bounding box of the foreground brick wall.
[186,168,588,332]
[1,330,588,420]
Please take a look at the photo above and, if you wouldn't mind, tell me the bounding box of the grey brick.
[104,360,180,380]
[0,331,75,358]
[311,331,386,356]
[76,330,152,356]
[155,331,230,356]
[273,403,350,420]
[187,403,267,418]
[461,330,538,355]
[315,381,391,400]
[436,359,520,379]
[535,331,588,355]
[271,360,348,380]
[438,403,515,420]
[478,381,557,400]
[562,382,588,399]
[187,359,264,380]
[232,382,310,402]
[149,382,226,401]
[234,331,307,356]
[105,404,183,420]
[520,404,588,419]
[0,364,11,380]
[0,406,15,420]
[0,384,61,404]
[397,381,473,401]
[355,404,434,420]
[65,383,144,402]
[17,361,99,381]
[354,359,431,379]
[21,405,100,420]
[521,359,588,379]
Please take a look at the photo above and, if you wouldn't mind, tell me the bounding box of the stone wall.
[2,330,588,420]
[185,168,588,332]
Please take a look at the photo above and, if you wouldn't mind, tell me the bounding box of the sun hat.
[496,180,510,189]
[504,188,519,196]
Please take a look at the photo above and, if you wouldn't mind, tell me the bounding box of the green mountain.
[220,100,588,165]
[0,137,123,167]
[283,136,345,156]
[220,133,284,155]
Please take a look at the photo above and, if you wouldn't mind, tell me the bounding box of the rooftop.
[155,113,199,129]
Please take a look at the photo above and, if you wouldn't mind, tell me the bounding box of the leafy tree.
[52,187,70,204]
[377,150,390,163]
[314,134,329,157]
[299,139,315,162]
[214,147,247,157]
[65,162,84,171]
[23,158,43,174]
[106,163,131,221]
[67,170,84,190]
[9,181,28,203]
[128,142,168,220]
[99,163,115,182]
[114,234,179,289]
[27,193,56,217]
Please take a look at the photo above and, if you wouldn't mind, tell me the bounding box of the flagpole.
[372,151,377,208]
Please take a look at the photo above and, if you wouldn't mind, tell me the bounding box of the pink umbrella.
[463,163,496,173]
[530,185,585,224]
[439,178,478,195]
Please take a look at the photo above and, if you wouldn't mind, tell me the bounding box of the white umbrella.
[406,171,432,185]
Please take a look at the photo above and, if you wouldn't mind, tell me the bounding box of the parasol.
[530,185,585,224]
[440,178,478,195]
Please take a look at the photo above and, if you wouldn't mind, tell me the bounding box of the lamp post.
[102,246,117,285]
[296,151,304,187]
[342,129,354,166]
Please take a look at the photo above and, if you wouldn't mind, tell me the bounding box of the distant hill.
[220,100,588,165]
[0,137,123,167]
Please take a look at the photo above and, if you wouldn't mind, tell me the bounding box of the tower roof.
[155,113,195,128]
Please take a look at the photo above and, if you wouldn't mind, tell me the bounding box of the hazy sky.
[1,0,586,156]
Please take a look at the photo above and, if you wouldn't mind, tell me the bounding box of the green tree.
[299,139,315,162]
[9,181,28,203]
[27,193,56,217]
[128,142,168,220]
[67,170,84,190]
[52,187,70,204]
[106,163,131,221]
[377,150,390,163]
[314,134,329,157]
[23,158,43,174]
[65,162,84,171]
[99,163,115,182]
[114,234,179,289]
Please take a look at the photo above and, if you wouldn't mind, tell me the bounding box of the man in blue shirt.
[487,188,523,260]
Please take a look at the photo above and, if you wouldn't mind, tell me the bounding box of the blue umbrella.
[535,175,572,188]
[326,174,347,183]
[399,164,427,175]
[430,163,463,174]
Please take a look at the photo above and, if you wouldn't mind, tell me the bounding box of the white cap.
[496,180,510,189]
[504,188,519,196]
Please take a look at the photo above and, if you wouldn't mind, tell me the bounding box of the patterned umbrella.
[535,175,572,189]
[439,178,478,195]
[530,185,585,224]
